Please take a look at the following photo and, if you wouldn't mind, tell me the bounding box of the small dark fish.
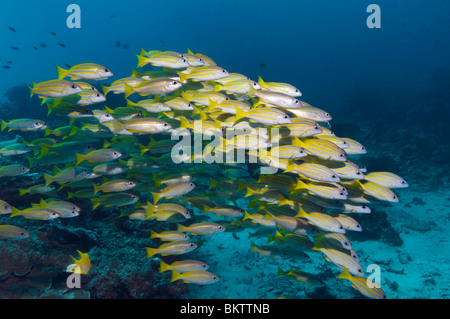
[50,31,56,36]
[10,46,19,50]
[33,46,38,50]
[64,64,71,68]
[123,43,129,49]
[39,43,47,48]
[57,43,66,48]
[8,26,16,32]
[115,41,121,48]
[109,14,117,18]
[159,39,165,44]
[2,66,11,69]
[6,61,12,64]
[259,62,266,68]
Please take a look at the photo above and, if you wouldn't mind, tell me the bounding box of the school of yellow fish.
[0,48,410,299]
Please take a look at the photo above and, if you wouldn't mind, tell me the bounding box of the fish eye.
[4,205,9,209]
[358,269,362,273]
[132,195,137,199]
[326,113,330,117]
[113,152,118,155]
[339,154,344,157]
[190,183,194,186]
[222,69,226,73]
[294,100,299,104]
[331,175,336,179]
[129,182,134,185]
[314,126,320,130]
[173,81,177,85]
[213,276,218,280]
[96,93,100,97]
[71,85,77,89]
[52,212,57,216]
[202,264,206,268]
[295,89,299,93]
[284,115,289,119]
[72,210,77,214]
[190,243,194,247]
[35,122,39,125]
[393,195,397,200]
[339,192,344,196]
[22,167,27,170]
[362,146,365,150]
[356,171,361,175]
[163,123,168,126]
[83,169,88,173]
[401,180,406,184]
[104,68,109,72]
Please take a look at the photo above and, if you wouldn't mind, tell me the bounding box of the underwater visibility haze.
[0,0,449,301]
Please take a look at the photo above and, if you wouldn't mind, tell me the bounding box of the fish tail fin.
[244,186,258,198]
[178,116,192,130]
[43,173,53,186]
[176,223,187,232]
[123,83,135,99]
[28,83,35,99]
[258,76,266,88]
[213,84,222,92]
[109,119,124,135]
[170,270,181,282]
[337,267,352,281]
[126,99,137,107]
[149,230,158,239]
[92,183,100,195]
[234,104,248,123]
[159,261,170,273]
[151,192,161,204]
[276,267,286,277]
[145,202,155,219]
[242,211,252,221]
[10,207,21,218]
[75,153,85,165]
[1,120,7,132]
[136,54,147,68]
[18,188,27,196]
[145,247,157,259]
[91,198,100,210]
[291,136,305,148]
[101,84,110,96]
[67,191,75,199]
[178,72,188,84]
[40,143,51,156]
[294,207,308,219]
[56,65,69,79]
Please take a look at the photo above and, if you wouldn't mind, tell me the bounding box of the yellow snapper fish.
[137,50,190,69]
[146,240,197,258]
[171,270,220,285]
[151,182,196,204]
[101,77,145,95]
[258,77,302,97]
[0,225,30,240]
[285,104,332,122]
[56,63,113,80]
[108,118,172,135]
[18,184,55,196]
[150,230,190,242]
[363,171,409,188]
[177,222,225,235]
[179,66,229,82]
[1,119,47,132]
[277,267,321,286]
[145,202,191,219]
[29,79,82,98]
[313,241,364,277]
[43,166,92,185]
[292,137,347,161]
[0,143,33,156]
[91,192,139,209]
[43,89,106,107]
[160,260,209,273]
[253,89,302,109]
[93,179,136,194]
[10,207,60,220]
[67,250,91,274]
[124,78,183,98]
[337,268,386,299]
[75,148,122,165]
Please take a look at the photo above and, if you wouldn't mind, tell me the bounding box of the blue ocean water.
[0,0,449,301]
